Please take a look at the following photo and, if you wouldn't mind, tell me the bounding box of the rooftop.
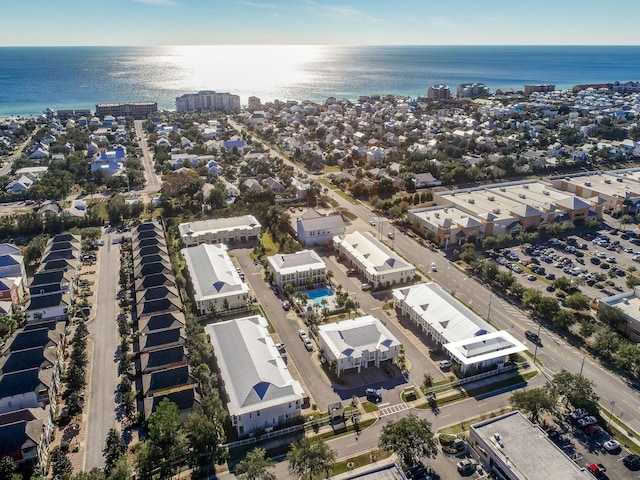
[318,315,401,360]
[471,411,592,480]
[204,315,303,416]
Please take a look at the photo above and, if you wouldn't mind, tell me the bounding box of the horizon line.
[1,43,640,48]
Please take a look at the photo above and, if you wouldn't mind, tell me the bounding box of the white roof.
[181,244,248,303]
[318,315,401,360]
[334,231,414,275]
[393,282,495,343]
[267,249,325,275]
[178,215,261,238]
[444,331,527,366]
[204,316,303,415]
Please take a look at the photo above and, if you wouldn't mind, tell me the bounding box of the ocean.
[1,45,639,117]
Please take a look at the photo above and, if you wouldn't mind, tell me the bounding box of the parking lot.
[545,410,640,480]
[493,228,640,303]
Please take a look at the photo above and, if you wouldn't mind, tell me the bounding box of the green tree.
[620,214,634,229]
[534,297,560,319]
[613,341,640,376]
[185,390,227,466]
[102,428,126,475]
[579,319,596,338]
[106,457,132,480]
[24,235,48,266]
[72,469,105,480]
[235,448,276,480]
[287,437,336,480]
[0,456,17,480]
[598,304,628,329]
[550,369,599,412]
[522,288,543,309]
[565,293,590,311]
[592,328,620,359]
[552,309,576,330]
[627,275,640,289]
[552,277,571,292]
[50,446,73,480]
[148,399,188,478]
[378,413,438,468]
[509,387,557,423]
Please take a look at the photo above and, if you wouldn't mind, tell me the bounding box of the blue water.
[1,45,639,116]
[306,287,334,305]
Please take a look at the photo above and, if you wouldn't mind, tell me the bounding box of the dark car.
[525,330,541,344]
[623,454,640,470]
[365,388,382,403]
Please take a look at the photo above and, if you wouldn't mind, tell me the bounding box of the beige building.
[178,215,262,247]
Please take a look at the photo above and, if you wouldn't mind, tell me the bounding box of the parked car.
[361,283,372,291]
[577,415,598,427]
[568,408,589,421]
[365,388,382,402]
[456,458,478,474]
[439,359,452,369]
[623,453,640,470]
[346,268,357,276]
[299,329,308,340]
[603,439,621,452]
[303,338,313,351]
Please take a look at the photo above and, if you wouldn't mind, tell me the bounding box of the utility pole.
[579,355,586,377]
[533,323,542,365]
[487,294,493,322]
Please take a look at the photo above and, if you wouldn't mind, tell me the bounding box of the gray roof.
[142,364,192,396]
[0,346,55,374]
[181,244,248,303]
[5,325,63,353]
[178,215,261,238]
[143,387,200,420]
[138,311,186,334]
[268,249,325,273]
[204,315,303,416]
[318,315,401,360]
[138,327,185,353]
[140,345,187,373]
[298,212,345,234]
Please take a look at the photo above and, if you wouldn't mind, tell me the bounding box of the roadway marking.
[379,403,410,417]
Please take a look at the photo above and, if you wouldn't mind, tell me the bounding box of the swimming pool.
[306,287,334,305]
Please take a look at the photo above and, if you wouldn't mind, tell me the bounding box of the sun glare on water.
[140,45,326,101]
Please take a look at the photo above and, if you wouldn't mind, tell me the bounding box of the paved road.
[84,232,121,470]
[231,118,640,434]
[134,120,160,189]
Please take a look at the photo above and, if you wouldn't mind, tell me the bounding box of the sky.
[2,0,640,46]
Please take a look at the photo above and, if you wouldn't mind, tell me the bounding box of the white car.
[298,329,308,340]
[439,359,452,369]
[431,262,437,272]
[603,439,621,452]
[370,220,376,226]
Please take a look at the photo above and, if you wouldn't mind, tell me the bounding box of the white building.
[296,210,346,247]
[469,411,592,480]
[318,315,401,377]
[204,315,304,436]
[393,283,526,373]
[181,244,249,315]
[333,231,416,288]
[267,250,326,291]
[175,90,240,113]
[178,215,262,247]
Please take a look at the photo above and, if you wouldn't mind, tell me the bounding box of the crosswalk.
[379,402,411,417]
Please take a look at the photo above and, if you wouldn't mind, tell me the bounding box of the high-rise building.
[95,102,157,119]
[175,90,240,113]
[427,84,451,100]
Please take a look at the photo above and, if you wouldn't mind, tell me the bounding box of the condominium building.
[95,102,157,119]
[176,90,241,113]
[267,250,326,291]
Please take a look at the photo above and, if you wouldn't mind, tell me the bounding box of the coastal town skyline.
[3,0,640,47]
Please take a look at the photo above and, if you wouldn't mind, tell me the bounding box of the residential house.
[204,315,304,436]
[317,315,401,376]
[296,210,346,247]
[181,243,249,315]
[267,250,327,291]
